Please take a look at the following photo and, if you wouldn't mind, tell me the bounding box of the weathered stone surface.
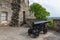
[0,0,31,26]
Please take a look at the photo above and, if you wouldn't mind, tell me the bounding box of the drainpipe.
[20,11,26,26]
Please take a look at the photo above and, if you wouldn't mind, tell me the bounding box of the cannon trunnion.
[28,21,49,38]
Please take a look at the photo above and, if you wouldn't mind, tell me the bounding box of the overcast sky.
[29,0,60,17]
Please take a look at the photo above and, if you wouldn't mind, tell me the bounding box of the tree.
[30,3,50,20]
[9,0,21,27]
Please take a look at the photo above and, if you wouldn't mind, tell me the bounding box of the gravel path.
[0,27,60,40]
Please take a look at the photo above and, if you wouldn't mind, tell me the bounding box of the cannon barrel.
[33,21,50,25]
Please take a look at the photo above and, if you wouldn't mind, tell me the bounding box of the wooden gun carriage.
[28,20,49,38]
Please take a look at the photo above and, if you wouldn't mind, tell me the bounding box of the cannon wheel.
[28,29,39,38]
[28,33,39,38]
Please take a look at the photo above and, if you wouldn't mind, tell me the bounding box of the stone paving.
[0,27,60,40]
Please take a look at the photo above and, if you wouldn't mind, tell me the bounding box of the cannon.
[28,21,49,38]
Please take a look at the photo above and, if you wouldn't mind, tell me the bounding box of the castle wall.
[53,19,60,28]
[0,0,30,26]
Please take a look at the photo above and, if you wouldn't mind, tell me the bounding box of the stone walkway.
[0,27,60,40]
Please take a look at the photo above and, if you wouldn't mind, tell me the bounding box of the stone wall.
[53,19,60,28]
[0,0,12,25]
[0,0,30,26]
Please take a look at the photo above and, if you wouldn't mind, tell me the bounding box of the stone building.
[0,0,30,26]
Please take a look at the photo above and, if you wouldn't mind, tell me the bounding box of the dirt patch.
[0,27,60,40]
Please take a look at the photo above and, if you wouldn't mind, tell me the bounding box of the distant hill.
[48,17,60,19]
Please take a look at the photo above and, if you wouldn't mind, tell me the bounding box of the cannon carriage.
[28,20,49,38]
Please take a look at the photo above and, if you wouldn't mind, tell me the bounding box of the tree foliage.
[9,0,21,27]
[30,3,50,20]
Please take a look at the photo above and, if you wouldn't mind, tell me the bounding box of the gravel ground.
[0,27,60,40]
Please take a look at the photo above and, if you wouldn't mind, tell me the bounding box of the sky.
[29,0,60,17]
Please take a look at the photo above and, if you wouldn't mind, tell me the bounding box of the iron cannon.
[28,21,49,38]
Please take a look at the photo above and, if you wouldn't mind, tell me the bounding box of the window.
[1,12,7,21]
